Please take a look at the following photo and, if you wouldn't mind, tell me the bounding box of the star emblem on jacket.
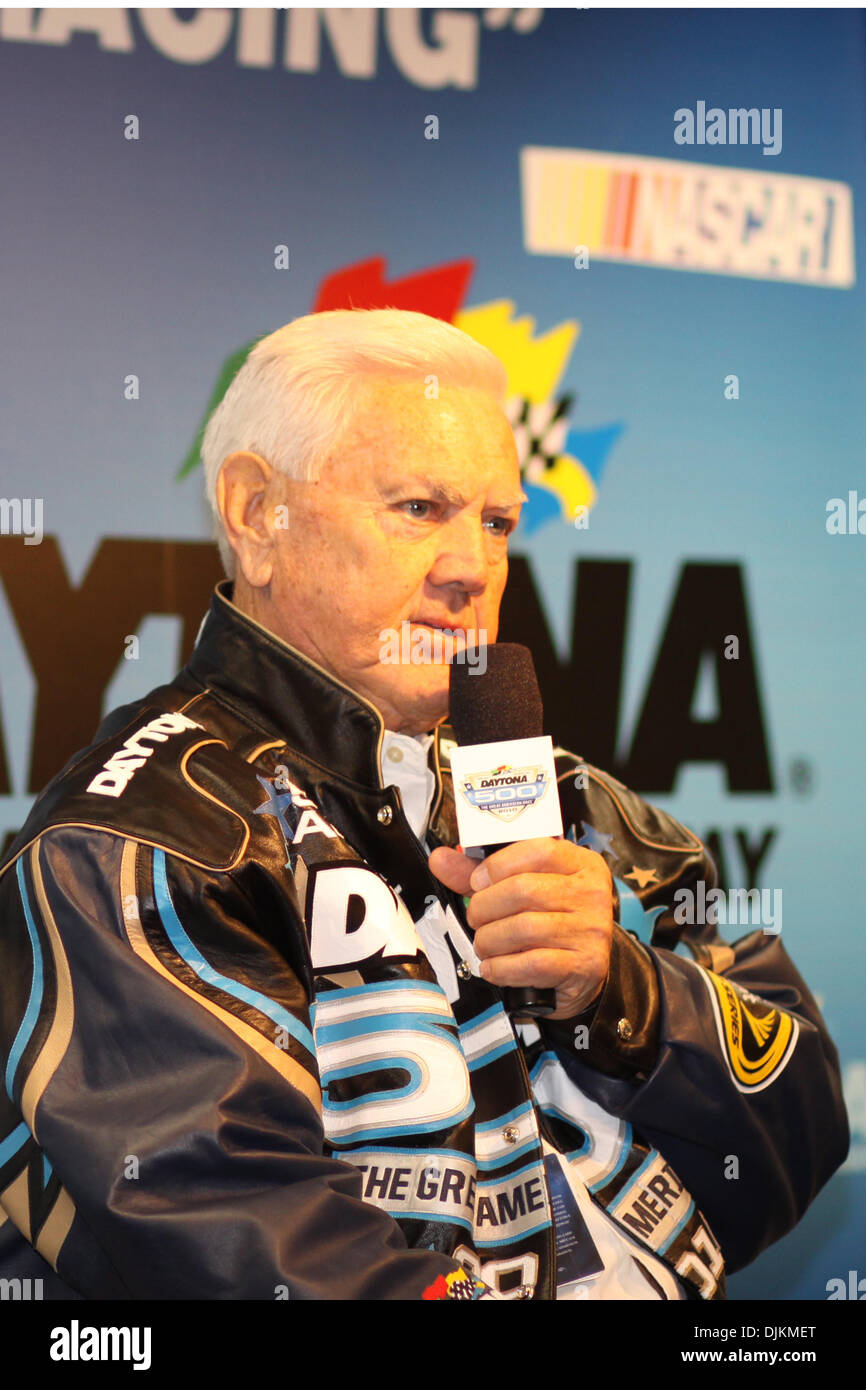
[254,775,296,845]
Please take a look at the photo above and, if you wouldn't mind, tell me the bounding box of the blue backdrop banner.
[0,6,864,1302]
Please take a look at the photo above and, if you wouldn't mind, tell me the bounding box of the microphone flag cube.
[448,735,563,850]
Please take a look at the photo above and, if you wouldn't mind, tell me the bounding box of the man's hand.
[427,838,614,1021]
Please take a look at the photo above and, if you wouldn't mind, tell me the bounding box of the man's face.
[257,376,524,734]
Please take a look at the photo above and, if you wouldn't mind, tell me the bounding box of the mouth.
[411,618,468,634]
[411,622,468,642]
[407,621,471,659]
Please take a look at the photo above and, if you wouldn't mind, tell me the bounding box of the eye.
[401,499,436,520]
[484,516,515,537]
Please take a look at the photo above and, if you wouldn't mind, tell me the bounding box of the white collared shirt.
[380,729,436,843]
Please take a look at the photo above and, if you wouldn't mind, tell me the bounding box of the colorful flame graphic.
[179,256,624,536]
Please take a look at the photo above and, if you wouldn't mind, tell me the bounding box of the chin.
[386,671,450,734]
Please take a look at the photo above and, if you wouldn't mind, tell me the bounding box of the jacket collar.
[186,582,450,811]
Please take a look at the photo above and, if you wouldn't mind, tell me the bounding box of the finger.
[474,913,612,962]
[470,837,603,890]
[466,872,580,928]
[427,845,478,896]
[478,947,576,989]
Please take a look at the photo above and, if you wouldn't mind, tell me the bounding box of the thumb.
[427,845,479,897]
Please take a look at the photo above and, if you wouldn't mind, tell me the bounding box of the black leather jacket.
[0,580,848,1299]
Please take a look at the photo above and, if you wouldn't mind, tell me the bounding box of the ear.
[217,452,278,588]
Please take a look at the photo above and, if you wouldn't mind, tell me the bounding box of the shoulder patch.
[86,711,203,797]
[700,968,799,1091]
[4,708,258,873]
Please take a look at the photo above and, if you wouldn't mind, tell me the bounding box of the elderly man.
[0,309,847,1301]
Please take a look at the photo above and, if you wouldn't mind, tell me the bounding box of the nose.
[426,511,493,598]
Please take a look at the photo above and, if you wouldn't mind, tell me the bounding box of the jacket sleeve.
[0,827,493,1300]
[540,755,850,1274]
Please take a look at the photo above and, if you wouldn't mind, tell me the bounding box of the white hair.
[200,307,509,578]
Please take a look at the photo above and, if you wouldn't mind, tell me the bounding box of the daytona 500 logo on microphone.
[449,736,563,849]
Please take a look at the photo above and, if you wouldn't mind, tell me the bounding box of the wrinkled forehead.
[322,375,520,495]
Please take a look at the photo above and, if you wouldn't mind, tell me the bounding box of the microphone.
[448,643,558,1019]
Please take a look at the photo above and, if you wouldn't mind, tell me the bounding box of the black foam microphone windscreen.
[449,643,544,746]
